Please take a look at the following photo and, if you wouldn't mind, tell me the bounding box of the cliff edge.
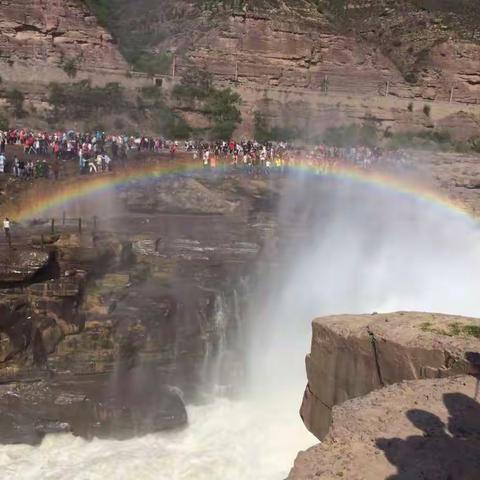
[293,311,480,479]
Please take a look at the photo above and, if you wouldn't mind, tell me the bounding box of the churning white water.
[0,396,310,480]
[2,176,480,479]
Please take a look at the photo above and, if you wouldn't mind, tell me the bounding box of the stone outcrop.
[123,177,239,215]
[0,375,187,445]
[300,312,480,439]
[290,375,480,479]
[0,249,53,285]
[293,311,480,479]
[0,173,272,444]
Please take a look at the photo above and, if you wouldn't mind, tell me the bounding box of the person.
[0,153,5,173]
[170,142,177,161]
[3,217,11,247]
[52,159,60,180]
[13,156,20,177]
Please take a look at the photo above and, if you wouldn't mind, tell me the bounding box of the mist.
[2,173,480,479]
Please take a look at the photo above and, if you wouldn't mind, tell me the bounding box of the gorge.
[0,154,479,478]
[0,0,479,478]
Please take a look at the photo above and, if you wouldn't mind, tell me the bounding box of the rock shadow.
[376,388,480,479]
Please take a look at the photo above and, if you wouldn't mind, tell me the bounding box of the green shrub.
[113,117,126,131]
[470,137,480,153]
[203,87,242,140]
[172,69,213,102]
[5,88,26,118]
[322,122,379,148]
[254,111,297,142]
[132,52,172,76]
[173,68,241,139]
[61,58,78,78]
[48,80,127,121]
[0,110,9,130]
[139,85,163,99]
[152,104,191,139]
[387,129,453,150]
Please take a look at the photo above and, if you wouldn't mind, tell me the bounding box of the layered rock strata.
[0,173,271,444]
[300,312,480,439]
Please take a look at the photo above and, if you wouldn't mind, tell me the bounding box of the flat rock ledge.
[290,375,480,479]
[301,312,480,440]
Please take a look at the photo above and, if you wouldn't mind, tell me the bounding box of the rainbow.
[7,159,473,223]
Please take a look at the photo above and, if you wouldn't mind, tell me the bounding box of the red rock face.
[0,0,128,71]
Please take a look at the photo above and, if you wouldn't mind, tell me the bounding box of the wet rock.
[0,412,44,446]
[0,376,188,444]
[0,249,50,285]
[0,175,267,443]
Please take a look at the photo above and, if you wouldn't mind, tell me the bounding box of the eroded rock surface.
[301,312,480,439]
[0,174,272,444]
[0,0,127,71]
[290,375,480,480]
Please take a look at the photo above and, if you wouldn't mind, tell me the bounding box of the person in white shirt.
[3,217,11,246]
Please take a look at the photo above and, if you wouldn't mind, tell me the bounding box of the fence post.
[385,80,390,97]
[78,218,82,233]
[450,85,454,104]
[51,218,55,234]
[62,211,66,225]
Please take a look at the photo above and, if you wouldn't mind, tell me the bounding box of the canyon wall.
[1,1,479,138]
[0,0,159,110]
[0,174,270,444]
[159,3,480,137]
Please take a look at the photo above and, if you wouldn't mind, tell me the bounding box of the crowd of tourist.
[0,127,409,180]
[0,128,182,178]
[194,140,410,173]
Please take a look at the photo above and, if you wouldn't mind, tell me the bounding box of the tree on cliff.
[173,68,242,139]
[5,89,26,119]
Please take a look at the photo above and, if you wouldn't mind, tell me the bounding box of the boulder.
[0,375,188,445]
[301,312,480,439]
[0,249,51,285]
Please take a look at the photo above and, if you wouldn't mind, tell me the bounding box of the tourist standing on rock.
[3,217,11,247]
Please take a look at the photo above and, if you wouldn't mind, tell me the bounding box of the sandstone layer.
[1,1,479,137]
[119,0,480,136]
[290,375,480,479]
[301,312,480,439]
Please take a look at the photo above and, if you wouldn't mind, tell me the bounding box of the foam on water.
[0,395,313,480]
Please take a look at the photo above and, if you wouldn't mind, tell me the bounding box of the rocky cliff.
[84,0,480,138]
[1,0,479,138]
[292,311,480,478]
[0,0,126,70]
[290,375,480,479]
[0,172,274,445]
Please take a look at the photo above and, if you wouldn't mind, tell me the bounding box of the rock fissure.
[367,327,385,388]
